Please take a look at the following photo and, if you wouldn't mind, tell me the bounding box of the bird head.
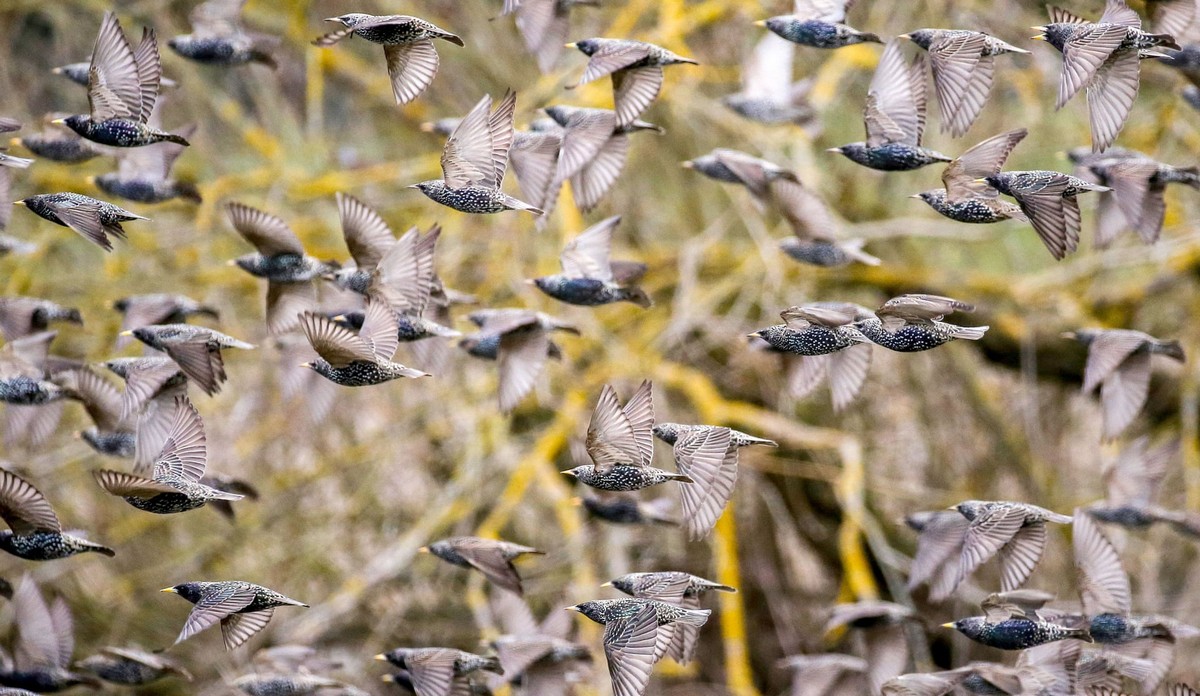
[756,17,787,35]
[54,114,88,133]
[899,29,937,50]
[910,190,941,205]
[566,39,600,56]
[407,180,442,195]
[604,575,637,596]
[651,423,680,445]
[559,466,585,479]
[327,13,371,27]
[953,500,986,521]
[374,649,407,668]
[541,105,575,127]
[565,601,604,623]
[160,582,206,603]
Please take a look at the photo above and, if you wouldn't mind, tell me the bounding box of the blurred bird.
[663,427,735,539]
[168,0,278,68]
[1034,1,1179,152]
[123,323,254,396]
[0,331,70,418]
[103,355,189,468]
[567,599,710,696]
[160,580,308,651]
[8,115,101,164]
[0,577,98,692]
[0,468,114,560]
[92,124,200,204]
[953,499,1073,591]
[299,299,431,386]
[566,38,697,127]
[505,122,565,214]
[0,297,81,341]
[56,367,134,458]
[489,592,591,695]
[459,308,578,412]
[563,381,693,491]
[227,202,336,335]
[77,646,192,685]
[314,14,463,105]
[1087,438,1200,537]
[512,0,599,73]
[1064,328,1186,440]
[653,423,776,449]
[823,602,919,694]
[376,648,502,696]
[855,294,988,353]
[57,12,190,148]
[904,510,969,602]
[750,303,874,411]
[943,597,1091,650]
[1069,146,1200,246]
[233,673,347,696]
[983,169,1110,259]
[776,654,868,696]
[93,395,246,514]
[112,294,218,348]
[575,494,677,526]
[899,29,1029,137]
[828,40,951,171]
[722,33,816,126]
[410,92,541,215]
[912,128,1029,225]
[420,536,544,596]
[542,105,661,215]
[0,120,32,170]
[529,216,651,308]
[605,572,735,663]
[757,0,881,49]
[13,192,147,251]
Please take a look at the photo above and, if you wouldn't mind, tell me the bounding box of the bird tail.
[1046,511,1074,524]
[741,435,778,447]
[1066,625,1094,643]
[856,31,883,43]
[503,195,544,215]
[1156,339,1186,362]
[674,608,712,627]
[668,472,695,484]
[162,131,191,147]
[949,324,989,341]
[250,49,278,69]
[209,490,246,502]
[86,540,117,557]
[481,656,504,675]
[622,286,653,309]
[842,239,881,266]
[175,182,203,204]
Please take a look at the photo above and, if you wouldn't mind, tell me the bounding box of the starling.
[300,299,431,386]
[56,367,134,458]
[375,648,502,696]
[52,62,178,89]
[723,33,816,126]
[0,331,68,407]
[912,128,1029,225]
[904,510,969,602]
[542,105,661,215]
[8,116,101,164]
[566,38,697,127]
[1068,146,1199,246]
[57,12,190,149]
[13,192,147,252]
[984,170,1109,259]
[0,297,82,340]
[0,577,98,692]
[227,202,336,335]
[113,294,218,348]
[168,0,278,68]
[567,599,710,696]
[409,91,542,215]
[513,0,599,73]
[606,571,735,663]
[757,0,881,49]
[93,395,246,514]
[664,427,737,539]
[232,674,347,696]
[489,592,591,694]
[855,294,989,353]
[823,602,918,694]
[103,356,189,469]
[459,308,578,412]
[943,614,1090,651]
[954,499,1073,592]
[899,29,1029,137]
[0,119,32,170]
[506,123,565,214]
[0,468,114,560]
[92,124,200,204]
[575,493,677,526]
[530,216,651,308]
[315,14,462,104]
[1033,2,1179,152]
[77,647,192,685]
[420,536,544,596]
[124,323,253,395]
[653,423,777,449]
[828,40,952,171]
[776,654,868,696]
[160,581,308,651]
[1087,438,1200,536]
[1064,328,1185,440]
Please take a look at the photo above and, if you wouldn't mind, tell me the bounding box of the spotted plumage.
[576,494,677,526]
[567,38,697,127]
[376,648,502,696]
[160,581,308,651]
[751,303,871,356]
[9,124,100,164]
[954,499,1073,592]
[77,647,191,685]
[300,298,430,386]
[55,367,135,458]
[914,128,1029,224]
[0,297,82,340]
[758,0,881,49]
[0,469,115,561]
[93,125,200,204]
[944,616,1090,650]
[232,674,345,696]
[168,0,278,68]
[653,423,777,448]
[531,216,651,308]
[0,577,98,692]
[126,323,254,396]
[562,463,691,491]
[855,294,988,353]
[14,192,147,251]
[421,536,544,596]
[1069,146,1200,246]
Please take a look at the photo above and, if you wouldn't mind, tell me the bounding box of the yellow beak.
[565,606,582,612]
[564,42,576,48]
[599,581,612,587]
[897,33,910,40]
[373,654,387,661]
[51,118,66,125]
[1031,35,1045,40]
[119,330,134,336]
[417,546,429,553]
[753,20,767,27]
[747,331,762,338]
[12,200,25,207]
[560,470,577,477]
[298,362,312,368]
[941,622,956,628]
[681,161,694,169]
[159,587,178,594]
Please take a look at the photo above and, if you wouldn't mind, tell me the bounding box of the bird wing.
[383,40,441,106]
[958,505,1026,587]
[585,384,642,471]
[374,225,440,316]
[996,522,1047,592]
[828,343,872,412]
[555,111,616,183]
[130,27,162,125]
[498,325,550,413]
[454,540,526,595]
[12,578,65,670]
[516,0,570,73]
[265,282,316,336]
[1102,159,1159,233]
[48,198,113,250]
[578,42,652,85]
[865,40,926,146]
[0,331,53,378]
[442,93,501,188]
[120,359,182,421]
[336,192,394,271]
[1086,48,1140,153]
[133,386,188,476]
[220,608,274,650]
[742,32,795,102]
[1100,0,1144,26]
[226,202,305,256]
[116,297,181,343]
[1058,25,1128,109]
[300,312,375,367]
[358,298,400,362]
[47,596,74,668]
[87,12,141,121]
[491,590,541,636]
[928,33,990,138]
[152,396,208,482]
[1008,177,1077,260]
[190,0,247,37]
[794,0,849,22]
[784,353,828,400]
[877,294,974,322]
[176,585,257,645]
[603,605,659,696]
[770,177,838,241]
[907,512,969,595]
[623,380,656,468]
[561,215,619,281]
[1101,348,1151,440]
[494,635,556,679]
[1082,331,1148,393]
[509,130,563,212]
[628,574,693,602]
[93,469,179,497]
[59,367,124,431]
[0,469,61,535]
[782,304,853,328]
[612,66,664,128]
[1151,0,1197,38]
[865,625,910,695]
[571,133,630,213]
[674,427,737,540]
[406,649,460,696]
[943,129,1028,201]
[1074,510,1131,616]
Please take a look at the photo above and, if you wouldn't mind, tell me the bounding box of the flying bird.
[0,577,98,692]
[1069,146,1200,247]
[13,193,147,252]
[168,0,278,68]
[512,0,599,73]
[459,308,579,412]
[299,299,431,386]
[160,581,308,651]
[912,128,1029,226]
[723,33,816,126]
[529,216,651,308]
[953,499,1073,592]
[0,468,115,560]
[757,0,881,49]
[375,648,502,696]
[854,294,988,353]
[420,536,544,596]
[566,38,697,128]
[123,323,254,396]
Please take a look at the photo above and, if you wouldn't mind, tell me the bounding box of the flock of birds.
[0,0,1198,694]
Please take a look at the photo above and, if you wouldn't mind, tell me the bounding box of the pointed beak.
[373,654,387,661]
[560,469,577,477]
[681,160,694,169]
[298,362,312,368]
[569,496,583,506]
[406,183,420,189]
[524,278,537,285]
[753,20,767,27]
[419,123,435,133]
[8,138,19,148]
[119,330,134,337]
[417,546,429,553]
[85,175,96,185]
[1060,331,1077,339]
[51,66,63,74]
[908,193,922,199]
[564,42,577,48]
[747,331,762,338]
[599,581,612,587]
[159,587,178,594]
[897,33,910,40]
[565,605,582,612]
[225,259,238,266]
[12,200,24,207]
[324,18,341,23]
[50,118,65,125]
[972,177,988,184]
[941,622,956,629]
[825,147,842,153]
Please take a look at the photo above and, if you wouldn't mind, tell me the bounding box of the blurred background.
[1,0,1199,694]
